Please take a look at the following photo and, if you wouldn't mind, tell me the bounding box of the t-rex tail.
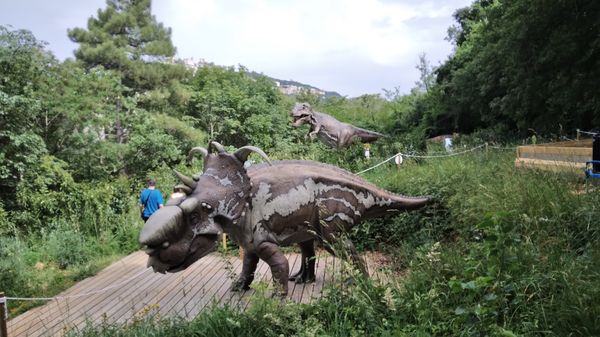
[354,127,386,143]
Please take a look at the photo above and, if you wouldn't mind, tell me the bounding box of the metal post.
[0,292,8,337]
[593,134,600,173]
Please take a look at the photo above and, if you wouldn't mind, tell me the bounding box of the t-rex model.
[291,102,385,148]
[139,142,429,295]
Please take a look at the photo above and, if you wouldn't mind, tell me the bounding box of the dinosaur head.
[291,102,314,127]
[139,142,271,274]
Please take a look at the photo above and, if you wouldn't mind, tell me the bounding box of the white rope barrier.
[579,130,598,136]
[4,268,150,303]
[355,152,403,175]
[355,143,508,175]
[402,144,486,159]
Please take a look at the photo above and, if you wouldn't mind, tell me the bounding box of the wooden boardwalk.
[7,250,390,337]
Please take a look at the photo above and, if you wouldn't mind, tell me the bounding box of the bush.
[45,223,94,269]
[0,236,28,296]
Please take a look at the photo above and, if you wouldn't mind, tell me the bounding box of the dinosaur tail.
[354,127,385,143]
[364,193,431,219]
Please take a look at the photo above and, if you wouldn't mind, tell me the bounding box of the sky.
[0,0,473,97]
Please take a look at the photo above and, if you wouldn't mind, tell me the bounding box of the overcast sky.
[1,0,472,97]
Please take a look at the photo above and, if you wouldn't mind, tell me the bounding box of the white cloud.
[153,0,471,95]
[0,0,472,96]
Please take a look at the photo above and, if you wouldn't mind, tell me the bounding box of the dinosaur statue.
[291,102,385,148]
[139,142,430,295]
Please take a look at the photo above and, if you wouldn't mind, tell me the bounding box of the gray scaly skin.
[291,102,385,148]
[139,142,430,295]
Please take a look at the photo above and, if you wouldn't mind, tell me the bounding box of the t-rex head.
[139,141,271,274]
[291,102,314,127]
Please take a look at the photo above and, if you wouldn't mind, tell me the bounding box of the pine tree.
[68,0,191,112]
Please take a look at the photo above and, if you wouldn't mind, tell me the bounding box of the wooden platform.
[515,139,592,172]
[7,250,390,337]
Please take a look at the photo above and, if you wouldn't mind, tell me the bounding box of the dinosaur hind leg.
[321,231,367,276]
[289,240,316,283]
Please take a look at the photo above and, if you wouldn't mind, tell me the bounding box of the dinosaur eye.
[201,202,213,210]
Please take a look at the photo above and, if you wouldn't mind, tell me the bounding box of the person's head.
[147,178,156,188]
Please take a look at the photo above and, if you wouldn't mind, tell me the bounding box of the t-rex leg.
[232,250,259,291]
[289,240,316,283]
[256,241,290,295]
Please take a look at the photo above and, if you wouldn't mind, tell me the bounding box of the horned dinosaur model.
[139,142,430,295]
[291,102,385,148]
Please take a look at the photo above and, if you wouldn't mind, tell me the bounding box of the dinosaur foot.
[289,270,316,284]
[231,278,252,292]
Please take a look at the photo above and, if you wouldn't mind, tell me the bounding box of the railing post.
[0,292,8,337]
[594,134,600,173]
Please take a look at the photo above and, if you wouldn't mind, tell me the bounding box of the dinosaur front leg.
[289,240,316,283]
[307,124,321,140]
[256,241,290,295]
[232,250,259,291]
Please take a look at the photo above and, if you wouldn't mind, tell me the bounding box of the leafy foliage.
[68,0,191,113]
[428,0,600,136]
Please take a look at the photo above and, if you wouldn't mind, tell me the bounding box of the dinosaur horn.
[174,170,197,189]
[209,141,226,154]
[173,184,192,195]
[234,146,272,166]
[187,147,208,162]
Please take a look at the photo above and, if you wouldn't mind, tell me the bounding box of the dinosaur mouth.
[292,115,307,127]
[146,234,219,274]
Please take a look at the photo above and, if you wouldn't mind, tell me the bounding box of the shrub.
[0,236,28,296]
[44,223,94,269]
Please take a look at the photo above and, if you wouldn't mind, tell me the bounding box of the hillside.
[248,71,342,98]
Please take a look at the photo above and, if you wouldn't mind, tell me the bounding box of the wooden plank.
[517,144,591,157]
[6,252,143,332]
[8,250,394,336]
[8,252,148,337]
[515,158,586,171]
[109,256,216,324]
[170,255,229,319]
[177,256,228,319]
[234,260,271,310]
[290,253,309,303]
[149,255,220,319]
[300,253,322,304]
[311,253,328,302]
[191,255,243,317]
[17,253,149,337]
[63,263,161,333]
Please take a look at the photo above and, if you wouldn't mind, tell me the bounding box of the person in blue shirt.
[139,178,164,222]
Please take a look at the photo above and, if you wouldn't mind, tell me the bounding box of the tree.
[415,53,435,92]
[0,26,53,206]
[429,0,600,137]
[68,0,191,113]
[187,65,286,149]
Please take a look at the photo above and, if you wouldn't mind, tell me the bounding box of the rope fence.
[578,129,598,137]
[0,267,150,319]
[356,128,600,176]
[356,143,510,175]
